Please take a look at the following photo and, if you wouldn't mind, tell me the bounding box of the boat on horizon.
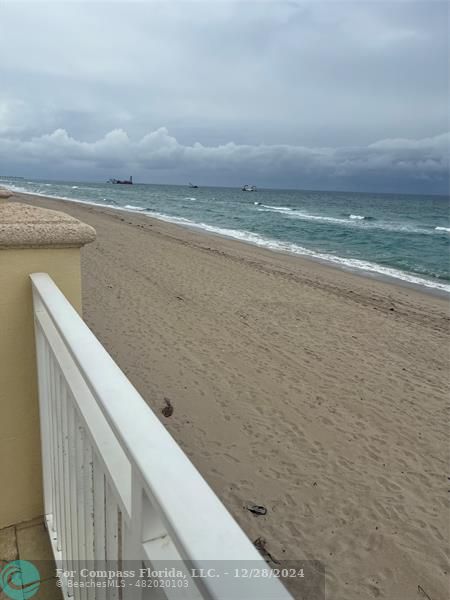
[188,182,199,188]
[242,184,257,192]
[108,176,133,185]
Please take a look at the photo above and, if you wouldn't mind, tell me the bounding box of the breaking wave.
[257,205,444,235]
[124,204,145,211]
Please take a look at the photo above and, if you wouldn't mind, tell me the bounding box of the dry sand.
[14,193,450,599]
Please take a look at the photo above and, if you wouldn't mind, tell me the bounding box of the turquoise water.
[5,178,450,293]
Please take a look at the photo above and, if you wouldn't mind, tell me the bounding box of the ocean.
[4,178,450,294]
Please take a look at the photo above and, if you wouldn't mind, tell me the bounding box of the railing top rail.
[31,273,291,598]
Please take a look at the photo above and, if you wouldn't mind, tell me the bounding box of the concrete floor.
[0,517,62,599]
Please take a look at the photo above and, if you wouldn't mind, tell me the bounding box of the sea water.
[5,179,450,294]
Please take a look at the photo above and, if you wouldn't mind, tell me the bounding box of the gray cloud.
[0,1,448,193]
[1,127,447,193]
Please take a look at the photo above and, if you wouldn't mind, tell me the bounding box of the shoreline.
[7,190,450,599]
[5,186,450,298]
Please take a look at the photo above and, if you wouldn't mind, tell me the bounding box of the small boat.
[108,176,133,185]
[188,182,199,188]
[242,184,257,192]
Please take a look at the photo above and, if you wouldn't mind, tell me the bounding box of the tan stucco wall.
[0,248,83,528]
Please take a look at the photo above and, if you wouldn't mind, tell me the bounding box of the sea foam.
[124,204,145,211]
[258,205,443,235]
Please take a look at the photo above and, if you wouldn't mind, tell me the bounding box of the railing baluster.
[83,438,95,600]
[105,483,119,600]
[54,357,62,549]
[122,470,143,600]
[34,323,53,519]
[93,456,106,600]
[45,337,55,523]
[75,420,87,600]
[60,375,69,567]
[61,383,73,582]
[49,353,59,539]
[55,370,65,555]
[67,400,80,600]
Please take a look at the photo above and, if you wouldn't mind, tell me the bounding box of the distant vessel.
[188,182,199,188]
[242,184,257,192]
[108,176,133,185]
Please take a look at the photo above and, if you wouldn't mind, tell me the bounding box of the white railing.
[31,273,292,600]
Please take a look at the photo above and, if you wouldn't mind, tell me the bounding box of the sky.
[0,1,448,194]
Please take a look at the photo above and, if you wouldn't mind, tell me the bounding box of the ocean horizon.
[5,177,450,294]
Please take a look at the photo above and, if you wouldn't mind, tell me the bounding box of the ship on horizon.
[108,176,133,185]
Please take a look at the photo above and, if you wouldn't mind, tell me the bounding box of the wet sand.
[12,192,450,599]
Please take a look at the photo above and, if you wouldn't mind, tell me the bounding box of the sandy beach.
[11,192,449,599]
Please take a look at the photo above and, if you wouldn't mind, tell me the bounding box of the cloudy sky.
[0,1,448,193]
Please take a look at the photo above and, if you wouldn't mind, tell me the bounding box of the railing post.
[0,195,95,528]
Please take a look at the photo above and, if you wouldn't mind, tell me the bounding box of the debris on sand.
[253,537,280,565]
[162,398,174,417]
[245,504,267,516]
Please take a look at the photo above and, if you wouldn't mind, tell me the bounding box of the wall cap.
[0,202,96,249]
